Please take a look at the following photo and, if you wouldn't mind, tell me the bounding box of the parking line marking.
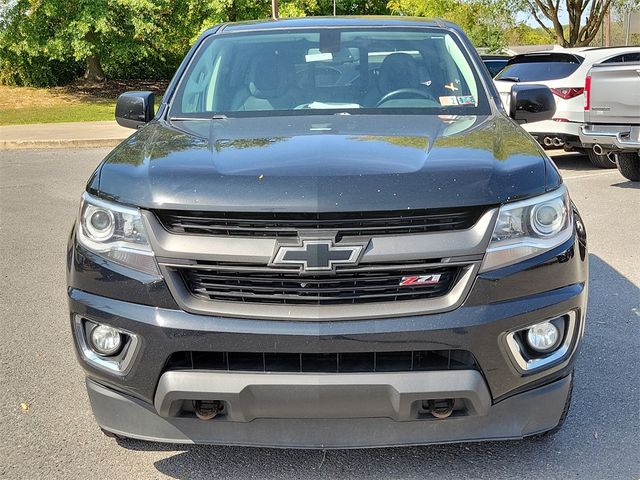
[562,171,620,180]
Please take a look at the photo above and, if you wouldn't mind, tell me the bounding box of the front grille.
[165,349,478,373]
[154,207,485,238]
[177,262,460,305]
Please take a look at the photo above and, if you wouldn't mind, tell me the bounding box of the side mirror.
[509,84,555,124]
[115,91,155,129]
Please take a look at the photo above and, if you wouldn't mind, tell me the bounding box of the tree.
[315,0,390,15]
[504,24,555,45]
[0,1,82,86]
[388,0,510,49]
[519,0,614,46]
[0,0,221,85]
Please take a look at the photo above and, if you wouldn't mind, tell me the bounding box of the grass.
[0,86,115,125]
[0,80,166,126]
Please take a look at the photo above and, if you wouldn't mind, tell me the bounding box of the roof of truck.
[205,16,462,35]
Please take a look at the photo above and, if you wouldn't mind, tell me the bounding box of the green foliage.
[2,0,597,87]
[315,0,390,15]
[387,0,510,49]
[0,0,220,86]
[0,0,336,86]
[504,24,555,45]
[0,1,81,85]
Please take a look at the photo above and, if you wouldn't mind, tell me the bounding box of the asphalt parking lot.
[1,147,638,479]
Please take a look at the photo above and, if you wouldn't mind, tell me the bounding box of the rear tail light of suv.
[550,87,584,100]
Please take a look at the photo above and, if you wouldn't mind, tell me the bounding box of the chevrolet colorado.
[68,17,588,448]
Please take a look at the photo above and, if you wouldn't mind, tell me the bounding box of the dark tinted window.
[483,59,509,77]
[496,53,583,81]
[602,52,640,63]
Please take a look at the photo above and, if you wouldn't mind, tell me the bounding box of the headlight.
[77,192,159,276]
[481,185,573,272]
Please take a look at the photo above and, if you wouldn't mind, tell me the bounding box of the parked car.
[494,46,640,168]
[67,17,588,448]
[579,60,640,181]
[481,54,511,77]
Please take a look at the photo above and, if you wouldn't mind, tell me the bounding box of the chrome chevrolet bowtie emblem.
[270,239,366,273]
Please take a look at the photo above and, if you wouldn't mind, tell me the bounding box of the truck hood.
[94,114,557,212]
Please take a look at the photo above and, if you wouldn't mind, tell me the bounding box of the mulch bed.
[58,79,170,100]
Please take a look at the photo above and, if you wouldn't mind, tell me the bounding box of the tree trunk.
[528,0,613,48]
[227,0,238,22]
[83,29,105,82]
[84,54,105,82]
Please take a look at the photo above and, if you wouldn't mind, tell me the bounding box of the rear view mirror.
[509,84,555,124]
[115,91,155,129]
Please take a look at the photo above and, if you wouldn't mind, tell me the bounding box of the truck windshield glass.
[169,28,490,117]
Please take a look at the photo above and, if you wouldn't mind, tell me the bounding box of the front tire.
[587,150,617,169]
[100,427,124,440]
[616,152,640,181]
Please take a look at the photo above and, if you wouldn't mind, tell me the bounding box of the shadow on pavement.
[115,255,639,479]
[610,180,639,189]
[547,151,600,173]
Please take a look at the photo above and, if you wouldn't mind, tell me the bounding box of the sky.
[519,8,571,28]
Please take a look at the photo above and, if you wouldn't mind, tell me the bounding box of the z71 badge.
[399,274,442,286]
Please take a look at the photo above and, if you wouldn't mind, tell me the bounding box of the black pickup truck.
[67,17,588,448]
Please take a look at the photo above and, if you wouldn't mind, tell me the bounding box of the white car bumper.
[521,119,581,139]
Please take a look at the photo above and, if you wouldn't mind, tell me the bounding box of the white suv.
[494,46,640,168]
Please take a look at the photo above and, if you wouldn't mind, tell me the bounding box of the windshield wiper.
[498,76,520,82]
[169,114,228,121]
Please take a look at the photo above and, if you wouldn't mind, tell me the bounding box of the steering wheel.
[376,88,436,107]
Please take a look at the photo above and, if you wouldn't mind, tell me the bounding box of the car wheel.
[586,150,617,169]
[531,373,573,438]
[100,427,124,440]
[616,152,640,181]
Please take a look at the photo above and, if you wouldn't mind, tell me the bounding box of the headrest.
[378,53,421,94]
[248,54,292,99]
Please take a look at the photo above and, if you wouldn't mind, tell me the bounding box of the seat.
[364,53,430,106]
[231,54,303,111]
[378,53,422,94]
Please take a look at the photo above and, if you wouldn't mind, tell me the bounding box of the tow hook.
[193,400,224,420]
[427,399,455,419]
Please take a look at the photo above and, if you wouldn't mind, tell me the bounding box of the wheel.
[586,150,616,168]
[616,152,640,181]
[100,427,124,440]
[532,374,573,438]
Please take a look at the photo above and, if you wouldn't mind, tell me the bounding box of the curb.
[0,138,124,150]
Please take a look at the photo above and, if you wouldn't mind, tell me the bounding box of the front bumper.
[88,372,573,448]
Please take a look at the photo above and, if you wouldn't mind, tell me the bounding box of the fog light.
[526,321,560,352]
[89,324,122,356]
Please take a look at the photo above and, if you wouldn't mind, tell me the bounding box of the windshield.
[168,27,490,118]
[496,53,583,82]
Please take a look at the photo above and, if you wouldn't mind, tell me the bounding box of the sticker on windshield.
[439,96,476,106]
[457,95,475,105]
[439,96,459,106]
